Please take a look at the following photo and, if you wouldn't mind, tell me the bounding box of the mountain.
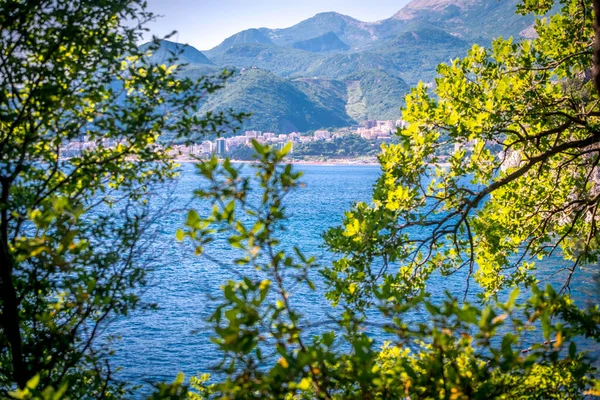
[303,51,398,80]
[194,67,411,133]
[202,0,535,86]
[140,40,214,65]
[206,28,273,57]
[148,0,552,132]
[391,0,536,41]
[292,77,350,115]
[204,26,471,85]
[267,12,379,49]
[292,32,349,52]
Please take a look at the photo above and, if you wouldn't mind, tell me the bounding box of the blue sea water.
[110,162,600,391]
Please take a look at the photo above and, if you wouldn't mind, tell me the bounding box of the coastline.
[173,157,451,168]
[173,157,381,167]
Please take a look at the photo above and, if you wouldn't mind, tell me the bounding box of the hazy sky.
[143,0,413,51]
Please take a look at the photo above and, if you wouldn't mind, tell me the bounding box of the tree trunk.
[0,179,27,388]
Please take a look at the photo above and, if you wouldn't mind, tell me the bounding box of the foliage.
[180,143,600,399]
[0,0,243,396]
[323,0,600,309]
[228,145,260,161]
[292,135,382,158]
[178,0,600,398]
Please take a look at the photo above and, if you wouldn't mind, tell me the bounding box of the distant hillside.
[291,70,410,122]
[206,43,322,77]
[205,28,273,57]
[292,78,349,116]
[342,70,410,121]
[300,25,471,84]
[368,24,472,84]
[191,67,411,133]
[303,52,398,80]
[390,26,468,46]
[199,69,355,133]
[292,32,349,52]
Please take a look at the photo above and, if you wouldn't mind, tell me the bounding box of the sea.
[109,162,600,392]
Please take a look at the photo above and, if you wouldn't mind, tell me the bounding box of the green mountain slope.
[207,43,323,77]
[298,25,471,85]
[199,69,355,133]
[343,70,410,121]
[370,25,472,84]
[304,52,399,80]
[191,68,411,133]
[292,77,349,113]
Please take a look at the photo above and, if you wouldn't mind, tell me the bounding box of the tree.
[323,0,600,306]
[178,0,600,398]
[0,0,242,396]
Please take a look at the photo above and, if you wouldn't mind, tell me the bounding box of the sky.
[143,0,413,51]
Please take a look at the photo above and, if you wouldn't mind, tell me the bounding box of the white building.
[377,121,395,133]
[245,130,261,138]
[201,140,214,154]
[314,130,331,140]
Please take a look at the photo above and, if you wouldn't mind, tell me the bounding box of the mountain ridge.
[147,1,546,133]
[140,39,214,65]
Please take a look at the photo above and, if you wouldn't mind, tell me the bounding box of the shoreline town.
[61,119,406,162]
